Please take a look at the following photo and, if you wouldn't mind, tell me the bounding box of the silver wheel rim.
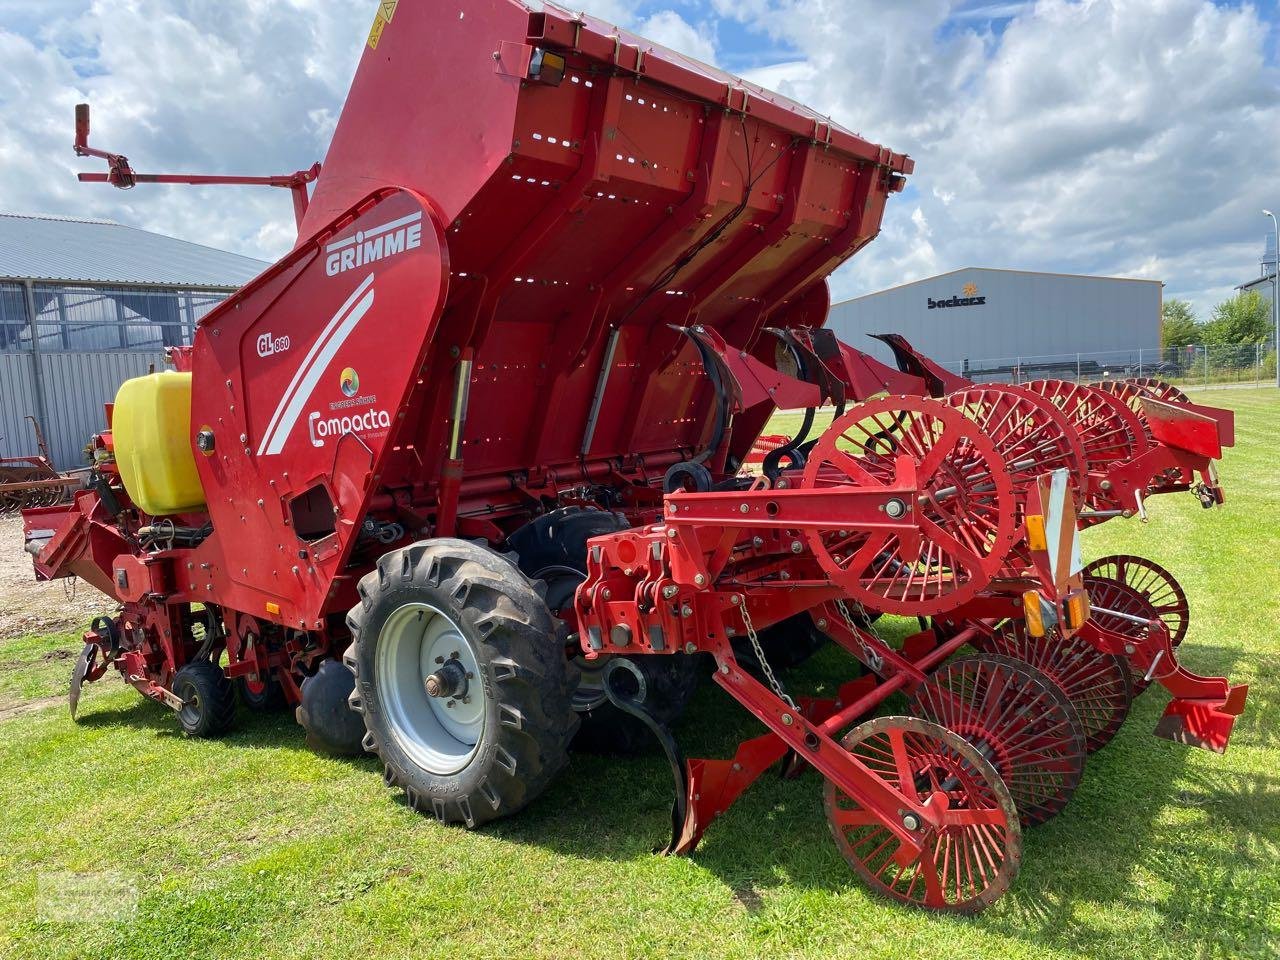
[375,602,484,775]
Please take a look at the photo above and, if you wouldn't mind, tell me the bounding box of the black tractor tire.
[344,538,576,828]
[172,660,237,738]
[296,659,366,756]
[506,507,702,755]
[236,674,288,712]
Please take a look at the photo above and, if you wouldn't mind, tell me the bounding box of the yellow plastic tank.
[112,371,206,516]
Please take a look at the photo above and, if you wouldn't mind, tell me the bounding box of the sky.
[0,0,1277,318]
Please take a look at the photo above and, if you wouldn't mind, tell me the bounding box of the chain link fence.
[935,341,1278,390]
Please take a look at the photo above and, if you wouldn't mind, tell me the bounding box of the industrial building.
[828,267,1163,381]
[1238,233,1277,309]
[0,213,266,469]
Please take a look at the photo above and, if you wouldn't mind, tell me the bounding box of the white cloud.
[0,0,1275,323]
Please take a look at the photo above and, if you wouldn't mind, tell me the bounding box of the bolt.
[239,433,248,444]
[1125,643,1136,655]
[781,714,794,725]
[684,642,698,654]
[668,503,677,514]
[885,498,907,519]
[694,574,706,587]
[667,528,678,539]
[719,663,729,675]
[681,605,693,618]
[790,540,803,554]
[752,536,763,548]
[816,618,828,629]
[662,585,679,599]
[902,813,921,831]
[257,499,265,508]
[730,595,741,605]
[1100,480,1113,491]
[739,503,750,514]
[603,588,612,600]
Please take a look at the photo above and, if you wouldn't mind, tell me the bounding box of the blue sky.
[1,0,1277,318]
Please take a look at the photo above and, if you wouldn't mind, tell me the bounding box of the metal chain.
[739,599,797,710]
[836,598,884,674]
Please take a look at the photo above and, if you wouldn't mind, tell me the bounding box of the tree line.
[1162,290,1274,349]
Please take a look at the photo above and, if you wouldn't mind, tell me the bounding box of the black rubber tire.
[236,674,288,712]
[344,538,576,828]
[739,612,830,672]
[172,660,237,738]
[506,507,701,755]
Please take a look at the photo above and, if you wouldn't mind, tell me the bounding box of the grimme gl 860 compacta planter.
[24,0,1246,913]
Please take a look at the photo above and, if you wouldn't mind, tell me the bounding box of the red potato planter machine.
[23,0,1248,913]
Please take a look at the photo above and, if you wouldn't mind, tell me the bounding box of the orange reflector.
[1066,592,1090,630]
[1025,514,1048,552]
[1022,590,1046,638]
[265,602,281,616]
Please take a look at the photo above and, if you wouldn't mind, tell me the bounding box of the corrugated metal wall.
[0,281,229,470]
[828,269,1163,372]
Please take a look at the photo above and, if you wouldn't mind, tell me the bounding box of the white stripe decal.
[259,273,376,452]
[257,274,376,456]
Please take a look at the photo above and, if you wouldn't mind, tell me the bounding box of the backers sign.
[928,282,986,310]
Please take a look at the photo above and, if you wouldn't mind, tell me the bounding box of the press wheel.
[825,716,1021,914]
[1083,554,1189,648]
[910,653,1086,827]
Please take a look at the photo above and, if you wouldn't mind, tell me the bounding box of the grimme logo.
[325,210,423,277]
[256,332,291,358]
[928,282,986,310]
[340,367,360,397]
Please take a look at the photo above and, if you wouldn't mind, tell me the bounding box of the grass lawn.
[1,390,1277,960]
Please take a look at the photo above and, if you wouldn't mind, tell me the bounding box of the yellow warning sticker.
[367,0,398,50]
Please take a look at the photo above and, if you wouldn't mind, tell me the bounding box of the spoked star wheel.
[825,716,1021,914]
[981,623,1133,752]
[801,397,1017,617]
[943,384,1090,498]
[1083,554,1189,648]
[1126,377,1190,404]
[909,653,1086,827]
[1093,380,1159,437]
[1021,380,1148,510]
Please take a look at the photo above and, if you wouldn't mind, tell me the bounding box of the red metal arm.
[74,103,320,229]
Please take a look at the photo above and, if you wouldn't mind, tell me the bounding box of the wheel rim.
[176,679,200,726]
[1082,554,1188,647]
[376,603,484,775]
[825,716,1021,913]
[983,624,1132,752]
[910,654,1086,827]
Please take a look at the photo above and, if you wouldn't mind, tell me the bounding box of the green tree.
[1161,299,1200,349]
[1203,290,1272,345]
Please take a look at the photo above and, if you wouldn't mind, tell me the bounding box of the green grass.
[1,390,1278,959]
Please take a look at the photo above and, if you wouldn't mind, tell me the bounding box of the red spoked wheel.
[1083,554,1189,648]
[943,384,1091,498]
[1093,380,1158,435]
[910,654,1086,827]
[1126,377,1190,404]
[1021,380,1148,510]
[981,623,1133,752]
[825,716,1021,913]
[801,397,1017,617]
[1078,576,1161,694]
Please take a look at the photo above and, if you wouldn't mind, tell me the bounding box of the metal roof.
[838,266,1163,305]
[0,213,269,289]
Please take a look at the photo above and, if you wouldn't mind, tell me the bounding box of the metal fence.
[0,280,232,469]
[938,341,1278,390]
